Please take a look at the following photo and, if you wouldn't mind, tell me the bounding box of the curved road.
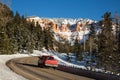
[7,57,95,80]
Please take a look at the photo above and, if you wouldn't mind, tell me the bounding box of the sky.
[6,0,120,20]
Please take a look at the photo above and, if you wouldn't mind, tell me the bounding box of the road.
[7,57,95,80]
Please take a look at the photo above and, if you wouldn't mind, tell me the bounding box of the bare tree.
[0,0,11,7]
[0,2,12,27]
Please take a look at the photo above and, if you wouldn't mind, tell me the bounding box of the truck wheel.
[38,63,40,67]
[53,67,56,70]
[38,63,43,67]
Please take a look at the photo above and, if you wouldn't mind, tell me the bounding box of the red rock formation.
[26,17,92,32]
[60,23,70,32]
[48,21,60,32]
[74,21,88,32]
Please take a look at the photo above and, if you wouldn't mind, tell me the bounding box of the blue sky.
[10,0,120,20]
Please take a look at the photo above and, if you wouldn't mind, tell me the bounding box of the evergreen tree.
[89,24,97,62]
[0,2,14,54]
[43,27,54,50]
[26,21,35,53]
[97,12,118,72]
[0,30,10,54]
[34,22,44,50]
[14,11,21,24]
[114,12,120,73]
[74,38,82,60]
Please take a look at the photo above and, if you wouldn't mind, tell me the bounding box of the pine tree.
[74,38,83,61]
[97,12,117,72]
[43,27,54,50]
[87,23,97,68]
[33,22,44,50]
[0,31,10,54]
[26,21,35,53]
[114,12,120,73]
[0,2,14,54]
[14,11,21,24]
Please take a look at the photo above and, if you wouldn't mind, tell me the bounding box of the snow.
[39,49,120,75]
[39,49,87,69]
[30,49,87,69]
[0,49,51,80]
[0,48,119,80]
[0,54,29,80]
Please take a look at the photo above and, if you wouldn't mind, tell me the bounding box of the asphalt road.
[7,57,95,80]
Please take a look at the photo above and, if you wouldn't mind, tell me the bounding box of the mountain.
[26,16,99,44]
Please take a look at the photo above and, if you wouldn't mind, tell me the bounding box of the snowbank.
[0,54,29,80]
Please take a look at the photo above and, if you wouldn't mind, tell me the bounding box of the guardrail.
[57,64,120,80]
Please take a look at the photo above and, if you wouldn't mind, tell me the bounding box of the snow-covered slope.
[33,49,120,75]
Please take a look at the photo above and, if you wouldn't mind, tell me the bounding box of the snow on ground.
[40,49,120,75]
[0,49,119,80]
[0,49,52,80]
[37,49,86,69]
[0,54,29,80]
[31,49,86,69]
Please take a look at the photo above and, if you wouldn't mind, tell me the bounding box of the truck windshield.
[48,57,54,60]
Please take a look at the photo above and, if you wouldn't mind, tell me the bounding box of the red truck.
[38,55,58,68]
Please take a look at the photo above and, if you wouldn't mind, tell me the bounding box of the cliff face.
[26,16,96,43]
[26,16,93,31]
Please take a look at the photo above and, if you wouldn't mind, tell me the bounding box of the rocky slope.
[26,16,98,44]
